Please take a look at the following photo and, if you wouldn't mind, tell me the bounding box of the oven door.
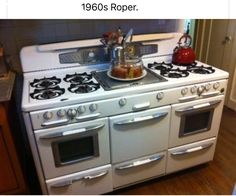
[34,118,110,179]
[169,95,224,148]
[110,106,171,163]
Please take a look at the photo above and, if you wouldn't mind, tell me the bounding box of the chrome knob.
[77,105,86,114]
[156,92,164,100]
[67,109,77,118]
[57,109,66,118]
[190,86,197,94]
[119,98,127,106]
[205,83,211,91]
[43,111,53,120]
[89,104,98,112]
[181,88,188,96]
[213,82,220,89]
[197,85,205,94]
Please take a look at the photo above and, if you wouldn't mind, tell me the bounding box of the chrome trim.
[75,113,101,121]
[202,91,220,98]
[50,170,108,188]
[171,142,213,156]
[114,112,168,125]
[39,123,105,139]
[178,95,198,102]
[115,154,164,170]
[83,171,108,180]
[41,119,69,127]
[175,100,221,114]
[132,102,150,111]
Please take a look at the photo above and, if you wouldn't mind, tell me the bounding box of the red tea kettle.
[172,34,196,65]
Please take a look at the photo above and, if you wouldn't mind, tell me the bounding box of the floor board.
[113,107,236,195]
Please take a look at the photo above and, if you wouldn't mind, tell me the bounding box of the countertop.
[0,71,15,102]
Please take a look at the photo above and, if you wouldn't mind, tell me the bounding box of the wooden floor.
[113,107,236,195]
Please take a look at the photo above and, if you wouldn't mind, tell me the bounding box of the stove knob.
[119,98,127,106]
[156,92,164,100]
[213,82,220,89]
[89,104,98,112]
[190,86,197,94]
[57,109,66,118]
[43,111,53,120]
[181,88,188,96]
[67,109,77,118]
[77,105,86,114]
[205,83,211,91]
[197,85,205,94]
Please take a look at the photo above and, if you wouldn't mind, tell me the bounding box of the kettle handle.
[178,34,192,47]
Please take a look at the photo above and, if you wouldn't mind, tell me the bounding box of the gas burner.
[30,76,61,89]
[68,81,100,94]
[173,61,197,67]
[30,86,65,100]
[188,65,215,74]
[64,72,92,84]
[160,68,189,78]
[148,62,173,71]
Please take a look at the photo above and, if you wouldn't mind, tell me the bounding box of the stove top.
[92,68,167,91]
[147,61,215,78]
[20,33,229,111]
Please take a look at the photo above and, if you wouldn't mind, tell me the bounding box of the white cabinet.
[46,165,113,195]
[166,137,216,174]
[112,152,166,188]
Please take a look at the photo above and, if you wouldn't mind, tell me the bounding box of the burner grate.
[64,72,92,84]
[30,76,61,89]
[148,61,215,78]
[188,65,215,74]
[68,81,100,94]
[30,86,65,100]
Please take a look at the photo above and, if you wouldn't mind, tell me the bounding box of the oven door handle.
[83,170,108,180]
[115,154,164,170]
[39,123,105,139]
[41,119,69,128]
[171,142,213,156]
[175,100,221,114]
[50,170,108,188]
[114,112,168,125]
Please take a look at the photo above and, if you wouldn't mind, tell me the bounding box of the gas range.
[22,58,228,112]
[20,32,229,195]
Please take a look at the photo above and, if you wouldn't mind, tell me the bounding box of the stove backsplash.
[0,19,179,73]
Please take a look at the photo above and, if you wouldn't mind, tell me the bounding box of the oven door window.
[179,109,214,137]
[52,132,99,167]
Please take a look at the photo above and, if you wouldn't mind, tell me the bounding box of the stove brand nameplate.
[92,68,167,91]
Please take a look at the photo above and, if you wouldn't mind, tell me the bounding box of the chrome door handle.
[114,112,168,125]
[51,170,108,188]
[75,113,101,121]
[41,119,69,127]
[39,123,105,139]
[132,102,150,111]
[83,171,108,180]
[175,100,221,114]
[202,91,220,98]
[178,95,198,102]
[171,142,213,156]
[115,154,164,170]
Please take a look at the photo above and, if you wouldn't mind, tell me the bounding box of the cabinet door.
[0,129,18,192]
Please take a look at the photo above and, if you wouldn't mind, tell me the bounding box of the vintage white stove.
[20,32,229,194]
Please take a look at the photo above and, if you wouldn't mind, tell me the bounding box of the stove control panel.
[30,79,228,130]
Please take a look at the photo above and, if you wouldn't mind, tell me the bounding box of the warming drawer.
[112,152,166,189]
[109,106,171,163]
[46,164,113,195]
[166,137,216,174]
